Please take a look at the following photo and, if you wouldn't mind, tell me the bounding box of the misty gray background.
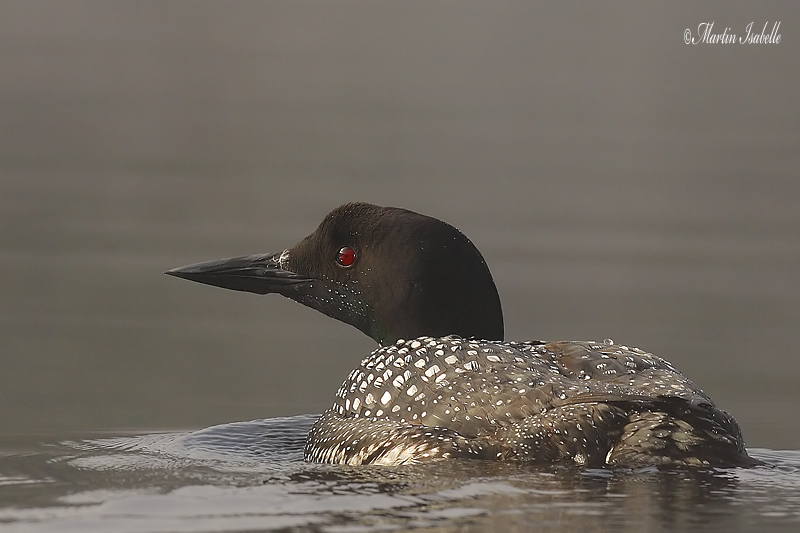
[1,1,797,450]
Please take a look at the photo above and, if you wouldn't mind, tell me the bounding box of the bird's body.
[305,337,748,466]
[167,202,757,467]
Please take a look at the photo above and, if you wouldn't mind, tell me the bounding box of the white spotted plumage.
[304,335,749,466]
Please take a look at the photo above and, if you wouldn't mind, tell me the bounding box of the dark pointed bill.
[165,251,311,295]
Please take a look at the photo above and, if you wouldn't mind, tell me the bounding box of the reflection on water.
[0,416,798,532]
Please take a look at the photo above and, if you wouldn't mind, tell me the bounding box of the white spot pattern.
[308,335,744,468]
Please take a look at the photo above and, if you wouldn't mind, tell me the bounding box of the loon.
[166,202,758,468]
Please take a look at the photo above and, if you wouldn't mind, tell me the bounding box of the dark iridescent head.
[166,202,504,346]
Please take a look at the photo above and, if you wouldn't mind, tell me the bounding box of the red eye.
[336,246,356,267]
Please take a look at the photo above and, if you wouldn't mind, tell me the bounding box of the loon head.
[166,202,503,346]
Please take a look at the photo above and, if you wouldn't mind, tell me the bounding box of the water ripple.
[0,417,798,532]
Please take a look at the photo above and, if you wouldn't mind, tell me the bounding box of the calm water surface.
[1,2,799,531]
[1,417,799,532]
